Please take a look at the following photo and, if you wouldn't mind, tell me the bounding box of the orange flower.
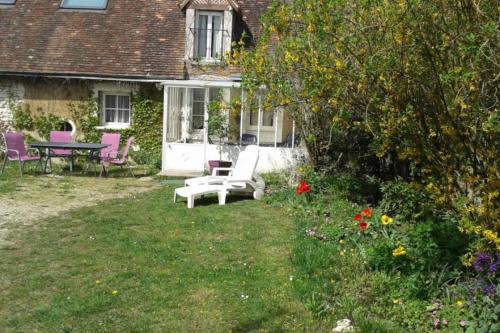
[362,207,372,218]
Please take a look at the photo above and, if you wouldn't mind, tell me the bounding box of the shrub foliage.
[237,0,499,251]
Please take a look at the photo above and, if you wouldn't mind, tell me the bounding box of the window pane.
[262,111,274,126]
[105,95,116,109]
[0,0,16,4]
[193,88,205,101]
[192,101,204,117]
[249,110,257,126]
[211,15,222,58]
[192,116,204,130]
[105,109,116,123]
[209,88,221,101]
[196,15,208,58]
[117,109,130,123]
[61,0,107,9]
[118,95,129,109]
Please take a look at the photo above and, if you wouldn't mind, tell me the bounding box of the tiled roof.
[0,0,269,79]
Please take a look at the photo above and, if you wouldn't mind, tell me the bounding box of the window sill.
[58,8,108,13]
[189,58,225,66]
[96,124,130,130]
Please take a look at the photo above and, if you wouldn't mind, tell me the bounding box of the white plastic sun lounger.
[184,145,265,200]
[173,184,225,209]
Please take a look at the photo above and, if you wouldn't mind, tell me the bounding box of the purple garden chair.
[100,136,134,177]
[1,132,41,176]
[46,131,72,172]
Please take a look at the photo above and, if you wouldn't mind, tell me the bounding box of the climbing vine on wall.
[12,104,64,140]
[9,84,163,168]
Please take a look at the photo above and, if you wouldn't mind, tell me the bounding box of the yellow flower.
[381,215,394,225]
[112,290,118,295]
[483,230,498,243]
[392,245,406,257]
[456,300,464,309]
[339,239,345,244]
[95,280,101,285]
[393,299,400,304]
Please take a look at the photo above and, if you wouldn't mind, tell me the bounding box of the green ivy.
[68,99,100,143]
[9,85,164,169]
[12,105,34,132]
[129,98,162,154]
[12,105,64,140]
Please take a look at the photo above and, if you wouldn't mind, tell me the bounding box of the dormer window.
[194,11,224,59]
[60,0,108,10]
[183,1,235,63]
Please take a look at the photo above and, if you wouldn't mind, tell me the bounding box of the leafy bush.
[238,0,499,253]
[130,150,161,171]
[464,290,500,332]
[379,180,433,223]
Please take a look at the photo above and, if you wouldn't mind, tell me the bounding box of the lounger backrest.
[232,145,259,180]
[4,132,27,160]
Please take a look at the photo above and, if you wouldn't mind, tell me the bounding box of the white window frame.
[190,88,205,132]
[101,93,131,129]
[194,11,224,60]
[249,109,274,128]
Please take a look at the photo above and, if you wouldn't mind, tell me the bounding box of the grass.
[0,182,323,332]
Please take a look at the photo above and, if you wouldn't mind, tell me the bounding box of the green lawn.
[0,184,322,332]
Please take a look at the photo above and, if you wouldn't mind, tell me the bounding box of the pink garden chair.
[99,133,121,161]
[100,136,134,177]
[1,132,42,176]
[46,131,72,172]
[85,133,120,175]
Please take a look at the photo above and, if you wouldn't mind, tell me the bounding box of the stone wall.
[0,78,25,131]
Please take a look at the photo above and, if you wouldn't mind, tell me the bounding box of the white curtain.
[167,87,183,142]
[211,15,222,58]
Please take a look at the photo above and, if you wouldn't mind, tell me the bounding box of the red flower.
[362,207,372,218]
[354,214,363,221]
[359,221,368,232]
[296,180,311,195]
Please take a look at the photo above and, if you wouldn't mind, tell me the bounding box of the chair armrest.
[27,147,40,157]
[211,167,234,176]
[223,178,259,189]
[6,148,20,159]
